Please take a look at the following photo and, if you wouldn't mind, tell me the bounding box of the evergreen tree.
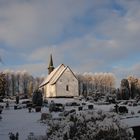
[32,90,43,106]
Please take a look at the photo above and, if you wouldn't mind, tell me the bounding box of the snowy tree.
[11,72,16,95]
[0,72,7,96]
[120,79,130,100]
[77,72,116,96]
[0,70,44,97]
[21,71,29,96]
[76,74,87,96]
[15,71,21,94]
[28,81,33,97]
[3,70,11,96]
[128,76,140,98]
[34,77,44,90]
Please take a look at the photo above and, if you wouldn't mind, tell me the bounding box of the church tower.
[48,54,54,74]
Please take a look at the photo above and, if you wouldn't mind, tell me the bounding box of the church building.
[39,54,79,98]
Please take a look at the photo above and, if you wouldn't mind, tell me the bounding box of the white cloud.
[0,0,93,48]
[0,0,140,84]
[0,62,47,77]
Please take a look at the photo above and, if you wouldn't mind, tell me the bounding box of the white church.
[39,54,79,98]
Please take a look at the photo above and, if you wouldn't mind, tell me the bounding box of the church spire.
[48,54,54,74]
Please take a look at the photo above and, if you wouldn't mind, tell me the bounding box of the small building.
[39,55,79,98]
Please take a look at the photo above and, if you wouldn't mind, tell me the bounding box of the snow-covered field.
[0,106,47,140]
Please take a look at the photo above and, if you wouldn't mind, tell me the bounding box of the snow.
[0,107,47,140]
[1,98,140,139]
[121,115,140,127]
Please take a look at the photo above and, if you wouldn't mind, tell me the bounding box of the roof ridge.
[39,64,65,87]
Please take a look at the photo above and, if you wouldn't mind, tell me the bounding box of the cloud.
[0,0,94,48]
[113,63,140,78]
[0,62,47,77]
[0,0,140,84]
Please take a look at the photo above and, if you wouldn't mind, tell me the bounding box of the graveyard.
[0,96,140,140]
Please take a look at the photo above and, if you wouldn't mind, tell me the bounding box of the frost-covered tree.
[21,71,30,96]
[120,79,130,100]
[11,72,16,96]
[0,72,7,96]
[15,71,21,94]
[1,70,44,97]
[3,70,11,96]
[28,81,33,97]
[76,72,116,96]
[46,110,135,140]
[128,76,140,99]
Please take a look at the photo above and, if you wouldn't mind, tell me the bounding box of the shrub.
[137,110,140,113]
[78,106,83,111]
[118,106,128,114]
[32,90,43,107]
[46,110,135,140]
[88,104,94,110]
[35,106,41,112]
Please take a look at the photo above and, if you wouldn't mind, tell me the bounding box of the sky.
[0,0,140,85]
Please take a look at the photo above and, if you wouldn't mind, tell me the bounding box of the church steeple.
[48,54,54,74]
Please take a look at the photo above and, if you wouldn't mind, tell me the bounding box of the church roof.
[39,64,66,87]
[39,64,77,87]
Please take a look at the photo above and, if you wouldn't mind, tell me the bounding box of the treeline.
[76,72,116,95]
[0,70,44,97]
[1,69,140,99]
[118,76,140,100]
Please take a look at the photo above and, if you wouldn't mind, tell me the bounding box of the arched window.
[66,85,69,91]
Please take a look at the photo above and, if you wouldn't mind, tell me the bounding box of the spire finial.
[48,54,54,74]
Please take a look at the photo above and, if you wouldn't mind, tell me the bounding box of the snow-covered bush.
[46,110,135,140]
[27,132,47,140]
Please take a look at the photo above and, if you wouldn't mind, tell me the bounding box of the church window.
[66,85,69,91]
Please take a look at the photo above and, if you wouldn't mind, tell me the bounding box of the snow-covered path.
[0,107,47,140]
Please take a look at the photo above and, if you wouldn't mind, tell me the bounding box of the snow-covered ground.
[0,107,47,140]
[1,98,140,140]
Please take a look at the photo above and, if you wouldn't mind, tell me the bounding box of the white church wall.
[45,84,56,97]
[56,68,79,97]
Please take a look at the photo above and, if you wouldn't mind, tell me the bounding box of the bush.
[49,102,64,112]
[35,106,41,112]
[88,104,94,110]
[14,105,17,110]
[118,106,128,114]
[26,103,32,108]
[0,109,2,114]
[78,106,83,111]
[137,110,140,113]
[65,102,80,106]
[46,110,135,140]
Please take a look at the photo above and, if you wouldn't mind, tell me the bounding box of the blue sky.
[0,0,140,84]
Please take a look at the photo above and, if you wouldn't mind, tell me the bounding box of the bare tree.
[20,71,30,96]
[11,71,16,96]
[76,72,116,96]
[0,72,7,96]
[128,76,140,98]
[3,70,11,96]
